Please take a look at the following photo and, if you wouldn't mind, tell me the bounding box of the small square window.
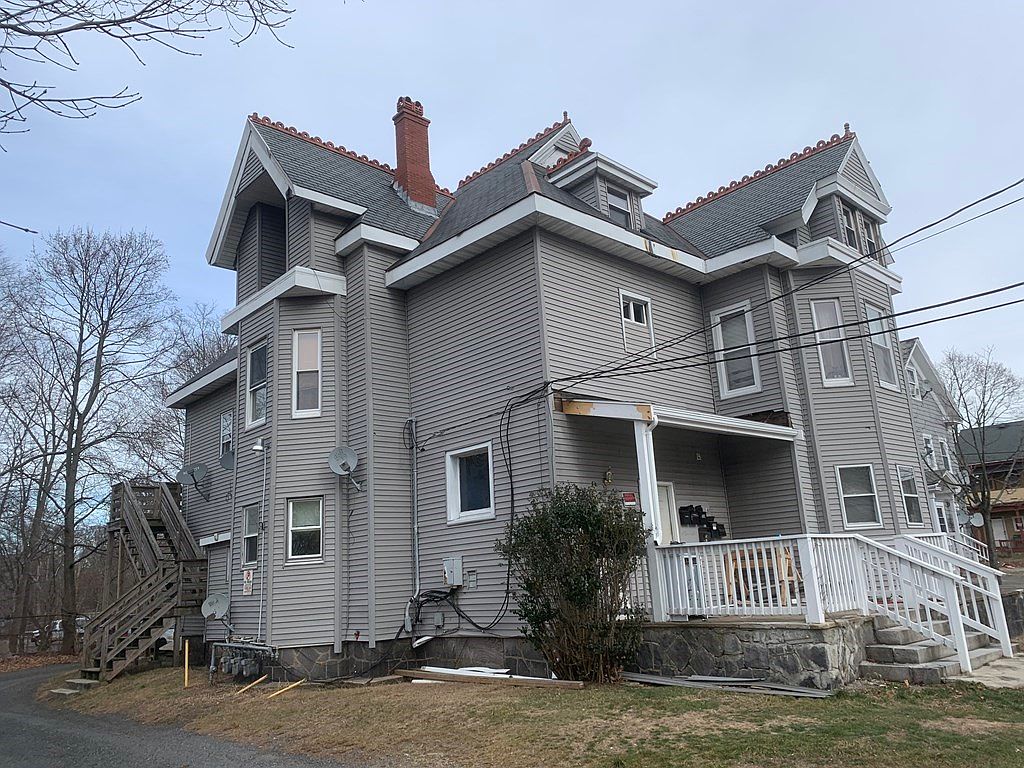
[446,443,494,524]
[622,297,648,325]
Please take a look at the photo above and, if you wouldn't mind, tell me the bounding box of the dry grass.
[55,669,1024,768]
[0,652,77,674]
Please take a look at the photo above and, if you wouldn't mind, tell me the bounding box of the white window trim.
[287,497,323,560]
[835,464,883,529]
[922,434,936,469]
[219,411,233,457]
[245,342,268,429]
[841,204,860,251]
[934,500,948,533]
[865,303,900,392]
[242,504,259,566]
[618,289,656,356]
[607,184,632,229]
[292,328,322,419]
[710,300,761,399]
[938,438,953,473]
[810,299,854,387]
[906,364,922,399]
[446,441,495,525]
[896,464,925,527]
[657,481,678,545]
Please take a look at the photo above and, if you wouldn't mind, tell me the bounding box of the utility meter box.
[442,556,464,587]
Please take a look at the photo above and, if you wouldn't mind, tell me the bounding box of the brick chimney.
[393,96,437,215]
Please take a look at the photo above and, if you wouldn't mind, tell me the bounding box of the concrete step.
[79,667,102,680]
[64,678,101,691]
[875,621,952,645]
[866,632,991,664]
[860,644,1006,685]
[48,688,80,697]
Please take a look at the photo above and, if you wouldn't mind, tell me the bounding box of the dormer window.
[607,185,632,228]
[862,216,879,258]
[842,205,860,251]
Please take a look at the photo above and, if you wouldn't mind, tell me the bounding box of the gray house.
[147,97,1011,686]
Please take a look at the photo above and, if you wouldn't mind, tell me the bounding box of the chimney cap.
[395,96,426,120]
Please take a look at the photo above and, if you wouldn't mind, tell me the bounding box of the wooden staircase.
[74,482,206,684]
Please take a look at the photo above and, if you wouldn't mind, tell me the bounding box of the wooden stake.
[234,674,269,695]
[184,638,189,689]
[267,679,306,699]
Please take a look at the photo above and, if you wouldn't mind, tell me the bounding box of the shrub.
[495,483,648,683]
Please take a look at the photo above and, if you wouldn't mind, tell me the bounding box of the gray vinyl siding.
[808,196,840,242]
[551,414,733,535]
[568,176,599,210]
[229,304,275,639]
[407,232,550,637]
[238,149,264,192]
[905,354,959,527]
[260,206,287,288]
[311,210,347,275]
[182,382,236,539]
[204,542,230,641]
[701,266,785,417]
[236,209,259,304]
[269,296,339,647]
[286,197,313,270]
[236,205,287,304]
[720,434,803,537]
[842,150,875,195]
[538,231,715,411]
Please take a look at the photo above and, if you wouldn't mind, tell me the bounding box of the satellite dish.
[219,450,235,471]
[328,446,359,476]
[969,512,984,528]
[202,592,230,620]
[957,511,971,526]
[176,462,210,501]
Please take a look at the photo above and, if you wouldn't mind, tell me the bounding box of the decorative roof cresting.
[457,111,572,189]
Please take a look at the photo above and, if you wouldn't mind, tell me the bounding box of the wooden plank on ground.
[396,668,584,689]
[621,672,829,698]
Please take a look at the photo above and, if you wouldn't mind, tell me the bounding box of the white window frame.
[219,411,233,457]
[938,438,953,473]
[710,300,761,399]
[287,497,323,560]
[841,204,860,251]
[835,464,882,529]
[935,500,948,533]
[618,289,656,356]
[896,464,924,527]
[922,434,936,469]
[864,303,899,391]
[607,184,632,229]
[292,328,322,419]
[446,441,495,525]
[810,299,854,387]
[242,504,259,566]
[906,364,921,399]
[246,342,268,428]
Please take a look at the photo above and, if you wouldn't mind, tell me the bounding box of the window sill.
[904,521,927,528]
[447,509,495,526]
[843,522,884,530]
[291,410,322,420]
[821,380,856,389]
[719,385,763,400]
[878,381,901,393]
[283,557,324,566]
[245,419,267,432]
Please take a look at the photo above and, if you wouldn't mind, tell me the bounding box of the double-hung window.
[836,465,882,528]
[939,439,953,473]
[810,299,853,386]
[292,329,321,417]
[607,186,632,228]
[862,216,880,260]
[711,302,760,398]
[906,364,921,399]
[446,442,494,524]
[923,434,936,469]
[897,465,923,525]
[288,498,323,559]
[246,343,268,427]
[219,412,233,457]
[865,304,898,389]
[842,205,860,251]
[242,505,259,565]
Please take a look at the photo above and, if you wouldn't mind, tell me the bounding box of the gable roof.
[663,128,857,258]
[165,347,238,408]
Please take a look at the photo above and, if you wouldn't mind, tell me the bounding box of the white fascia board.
[704,236,799,276]
[206,123,292,269]
[527,123,582,165]
[816,175,892,220]
[221,266,347,334]
[386,194,710,289]
[796,237,903,293]
[563,399,798,442]
[164,358,238,408]
[838,138,891,209]
[198,531,232,547]
[548,152,657,195]
[335,223,419,257]
[290,185,367,218]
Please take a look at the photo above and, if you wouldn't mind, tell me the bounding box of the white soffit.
[164,358,238,409]
[335,223,419,258]
[221,266,347,334]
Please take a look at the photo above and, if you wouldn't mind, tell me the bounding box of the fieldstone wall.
[1004,590,1024,640]
[630,617,875,690]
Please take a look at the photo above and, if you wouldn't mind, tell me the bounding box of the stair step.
[861,644,1006,685]
[48,688,81,697]
[875,621,951,645]
[64,678,101,691]
[865,632,991,664]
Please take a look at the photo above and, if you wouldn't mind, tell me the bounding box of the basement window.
[607,185,632,228]
[446,442,494,524]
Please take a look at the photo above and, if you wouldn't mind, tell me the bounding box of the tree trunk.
[60,455,78,655]
[981,502,1000,570]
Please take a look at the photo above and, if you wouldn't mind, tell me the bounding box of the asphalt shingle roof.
[960,420,1024,467]
[665,136,855,258]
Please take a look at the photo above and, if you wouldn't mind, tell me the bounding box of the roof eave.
[164,358,238,408]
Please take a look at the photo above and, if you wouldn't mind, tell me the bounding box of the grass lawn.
[53,668,1024,768]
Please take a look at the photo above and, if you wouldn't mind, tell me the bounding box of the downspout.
[257,441,269,643]
[405,417,421,634]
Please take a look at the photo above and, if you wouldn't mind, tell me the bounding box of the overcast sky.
[2,1,1022,372]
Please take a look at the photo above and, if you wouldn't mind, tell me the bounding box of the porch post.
[796,536,826,624]
[634,420,667,622]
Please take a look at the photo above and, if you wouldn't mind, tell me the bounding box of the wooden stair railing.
[158,482,202,561]
[118,483,163,574]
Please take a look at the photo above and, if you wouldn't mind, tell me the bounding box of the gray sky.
[3,1,1022,371]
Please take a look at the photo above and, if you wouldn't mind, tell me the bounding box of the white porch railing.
[649,532,1013,674]
[908,530,990,565]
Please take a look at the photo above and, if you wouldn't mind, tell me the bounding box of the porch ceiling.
[561,399,800,442]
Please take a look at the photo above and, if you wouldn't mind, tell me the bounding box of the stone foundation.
[630,616,876,690]
[1003,589,1024,640]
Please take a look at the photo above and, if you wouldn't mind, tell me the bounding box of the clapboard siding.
[568,177,599,210]
[238,149,264,192]
[842,150,875,195]
[229,304,275,639]
[286,197,312,270]
[204,542,230,641]
[808,196,840,242]
[539,231,715,411]
[721,434,803,537]
[260,205,287,288]
[236,205,288,303]
[407,233,549,637]
[700,266,786,416]
[182,382,236,538]
[235,209,259,304]
[269,296,340,647]
[312,210,347,275]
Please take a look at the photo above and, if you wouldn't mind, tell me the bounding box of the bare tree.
[0,0,292,135]
[933,347,1024,568]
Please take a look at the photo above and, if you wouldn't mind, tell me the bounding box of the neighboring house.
[959,419,1024,552]
[901,338,963,534]
[150,98,1009,683]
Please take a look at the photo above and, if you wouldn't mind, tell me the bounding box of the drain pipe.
[254,439,269,643]
[404,418,421,634]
